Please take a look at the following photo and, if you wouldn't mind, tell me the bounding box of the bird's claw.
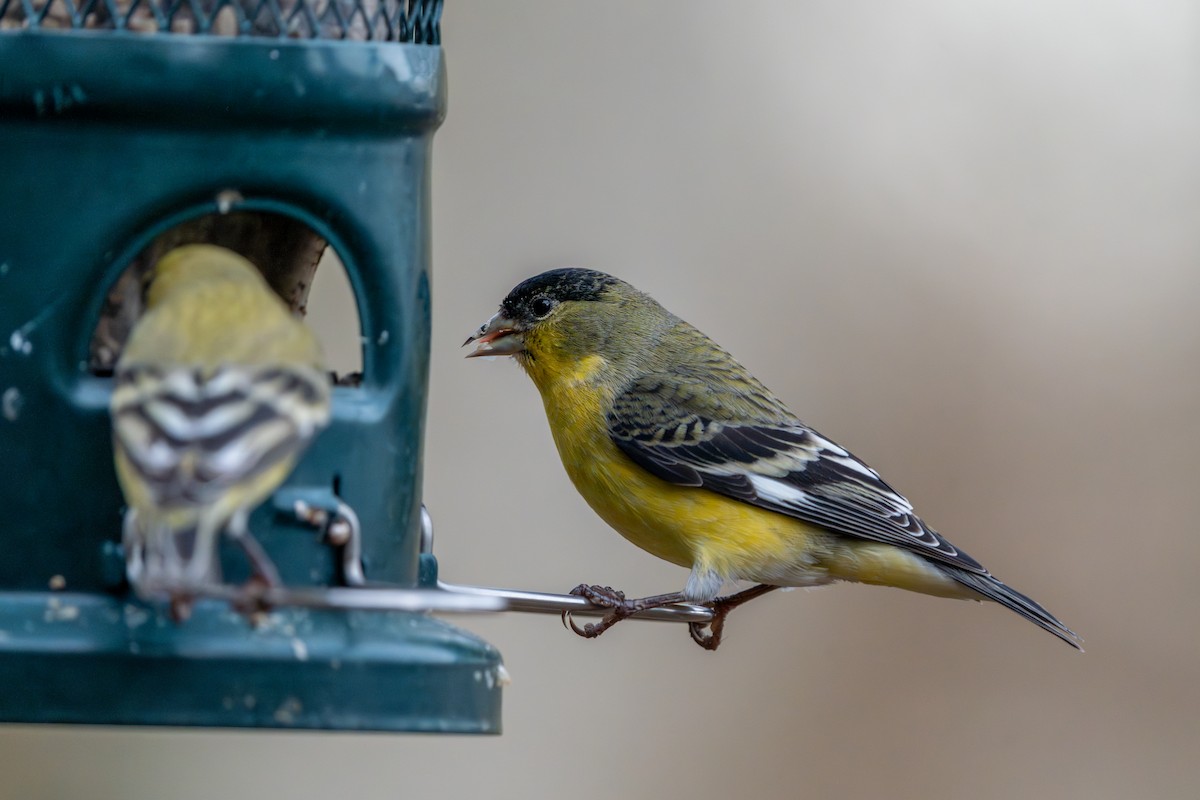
[687,597,735,650]
[688,618,724,651]
[686,584,778,652]
[562,612,604,639]
[168,594,196,623]
[562,584,696,642]
[568,583,627,607]
[230,574,277,624]
[562,583,636,640]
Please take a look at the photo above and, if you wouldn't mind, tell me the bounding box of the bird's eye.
[530,296,555,318]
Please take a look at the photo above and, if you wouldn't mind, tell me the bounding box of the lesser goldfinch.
[111,244,331,619]
[466,268,1080,651]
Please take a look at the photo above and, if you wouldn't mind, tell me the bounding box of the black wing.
[607,374,987,575]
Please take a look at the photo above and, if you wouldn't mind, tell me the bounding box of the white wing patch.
[748,474,809,507]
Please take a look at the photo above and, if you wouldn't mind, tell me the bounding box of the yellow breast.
[528,353,821,582]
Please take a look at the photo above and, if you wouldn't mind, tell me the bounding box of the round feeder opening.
[88,210,364,387]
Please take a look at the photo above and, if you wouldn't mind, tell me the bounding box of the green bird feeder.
[0,0,519,733]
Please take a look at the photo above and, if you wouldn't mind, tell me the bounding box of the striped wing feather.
[607,375,987,575]
[112,363,331,510]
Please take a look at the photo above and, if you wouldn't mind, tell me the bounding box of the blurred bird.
[466,268,1081,651]
[111,244,331,619]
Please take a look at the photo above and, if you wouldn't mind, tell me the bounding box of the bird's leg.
[226,511,282,618]
[688,583,779,651]
[121,508,144,585]
[562,584,686,639]
[226,510,282,588]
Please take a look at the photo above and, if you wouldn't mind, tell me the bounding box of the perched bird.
[111,244,331,619]
[466,268,1081,651]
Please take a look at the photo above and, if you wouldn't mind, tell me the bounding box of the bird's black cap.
[500,268,624,320]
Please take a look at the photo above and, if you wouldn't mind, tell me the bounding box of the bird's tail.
[942,565,1083,651]
[132,516,224,592]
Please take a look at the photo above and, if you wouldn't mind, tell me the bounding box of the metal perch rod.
[436,581,715,624]
[136,580,714,622]
[135,582,508,613]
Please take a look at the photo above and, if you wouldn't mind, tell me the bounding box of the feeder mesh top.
[0,0,441,42]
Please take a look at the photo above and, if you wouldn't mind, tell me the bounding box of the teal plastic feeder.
[0,0,510,732]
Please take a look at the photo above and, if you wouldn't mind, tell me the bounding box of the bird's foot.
[687,583,779,652]
[563,584,631,638]
[688,612,728,651]
[562,585,685,640]
[168,594,196,623]
[568,583,627,607]
[230,574,279,624]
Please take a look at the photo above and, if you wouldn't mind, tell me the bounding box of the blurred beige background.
[6,1,1200,798]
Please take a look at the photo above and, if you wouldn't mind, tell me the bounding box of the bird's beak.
[463,313,524,358]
